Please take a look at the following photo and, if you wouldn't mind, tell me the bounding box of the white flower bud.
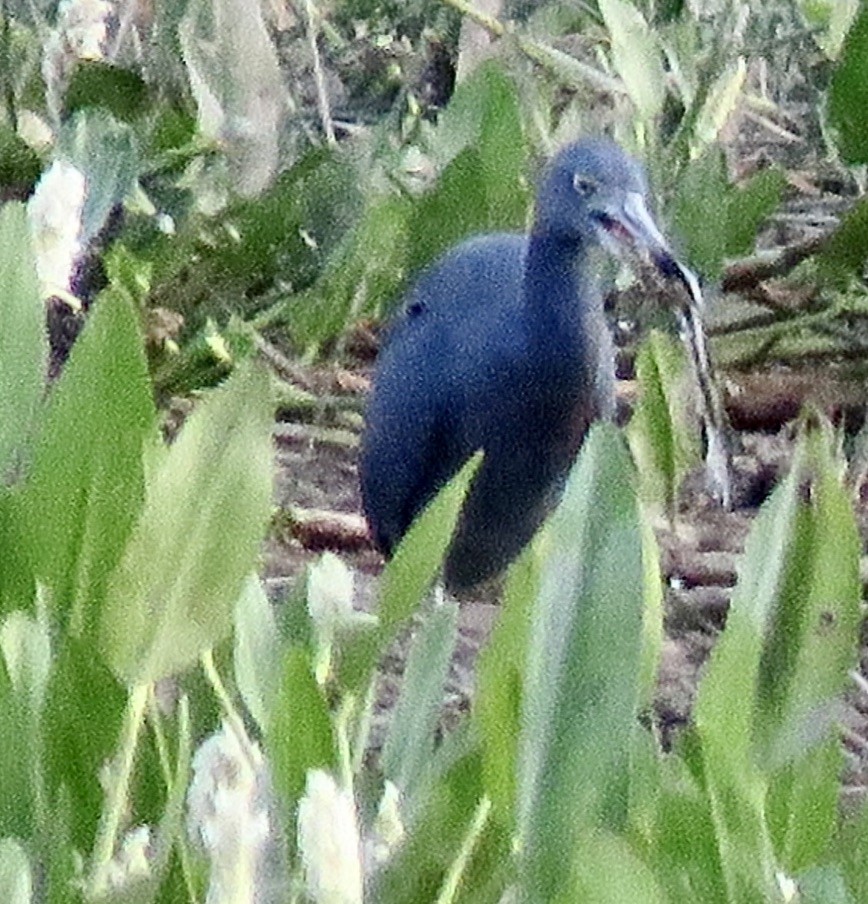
[297,769,363,904]
[187,723,284,904]
[27,160,86,298]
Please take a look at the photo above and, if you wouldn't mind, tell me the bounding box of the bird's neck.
[523,228,604,341]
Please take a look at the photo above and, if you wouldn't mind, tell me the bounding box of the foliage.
[1,1,868,901]
[0,261,865,900]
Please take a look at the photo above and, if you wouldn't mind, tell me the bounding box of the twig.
[303,0,336,145]
[720,235,827,294]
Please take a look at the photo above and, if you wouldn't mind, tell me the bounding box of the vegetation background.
[1,0,868,901]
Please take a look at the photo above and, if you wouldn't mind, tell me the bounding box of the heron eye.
[573,174,597,197]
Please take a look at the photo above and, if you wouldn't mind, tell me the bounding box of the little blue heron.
[360,138,691,592]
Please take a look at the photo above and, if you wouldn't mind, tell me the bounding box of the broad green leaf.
[101,363,272,684]
[407,148,491,275]
[0,204,46,479]
[670,149,783,279]
[627,330,698,521]
[832,800,868,903]
[25,290,154,637]
[43,638,126,850]
[233,575,282,734]
[409,63,529,274]
[651,752,728,902]
[694,443,805,901]
[0,659,35,837]
[381,599,458,802]
[759,427,861,872]
[599,0,665,123]
[475,546,537,822]
[267,645,335,808]
[562,829,665,904]
[828,5,868,163]
[475,63,531,231]
[0,839,31,904]
[65,61,151,123]
[518,424,645,902]
[0,490,35,619]
[726,167,787,258]
[818,195,868,284]
[337,454,480,692]
[57,110,140,246]
[670,148,729,279]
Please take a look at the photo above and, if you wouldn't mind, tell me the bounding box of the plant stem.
[87,681,149,898]
[434,796,492,904]
[201,648,257,771]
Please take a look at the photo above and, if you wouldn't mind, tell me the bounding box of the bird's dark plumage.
[360,138,680,592]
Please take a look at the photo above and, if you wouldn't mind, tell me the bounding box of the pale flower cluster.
[297,770,364,904]
[187,723,283,904]
[26,160,87,299]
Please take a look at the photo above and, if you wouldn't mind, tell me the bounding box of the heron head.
[536,138,698,297]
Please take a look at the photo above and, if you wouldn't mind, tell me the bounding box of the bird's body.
[361,138,683,592]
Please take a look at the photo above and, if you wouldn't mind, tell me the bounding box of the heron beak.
[602,191,703,308]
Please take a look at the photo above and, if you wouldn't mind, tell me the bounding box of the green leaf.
[0,838,31,904]
[562,829,665,904]
[694,443,805,900]
[409,63,529,273]
[670,148,730,279]
[475,546,537,822]
[670,150,784,279]
[639,515,664,710]
[828,5,868,163]
[759,426,861,872]
[100,363,273,684]
[25,290,154,637]
[725,167,788,258]
[627,330,698,520]
[599,0,666,123]
[267,645,335,808]
[0,204,46,479]
[0,127,41,195]
[43,638,126,850]
[287,194,411,348]
[817,195,868,283]
[233,575,282,734]
[518,424,646,902]
[337,454,480,692]
[57,109,140,246]
[381,599,458,802]
[65,61,151,123]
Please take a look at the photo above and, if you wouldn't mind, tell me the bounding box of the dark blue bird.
[360,138,688,593]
